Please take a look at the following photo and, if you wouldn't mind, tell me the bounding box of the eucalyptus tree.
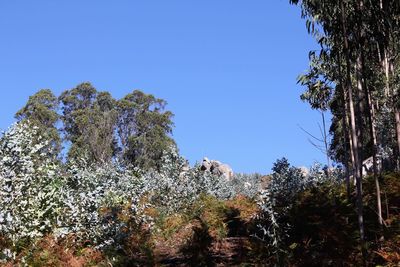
[0,122,59,249]
[15,89,61,158]
[289,1,400,256]
[289,0,369,256]
[117,90,175,171]
[59,83,118,163]
[81,92,118,163]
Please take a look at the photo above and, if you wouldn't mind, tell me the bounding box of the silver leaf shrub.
[256,158,343,258]
[0,122,58,260]
[0,126,246,261]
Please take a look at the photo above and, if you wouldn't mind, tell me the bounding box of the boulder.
[200,157,212,171]
[362,156,382,176]
[201,157,234,181]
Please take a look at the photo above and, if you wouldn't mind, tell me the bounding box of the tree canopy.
[17,83,176,170]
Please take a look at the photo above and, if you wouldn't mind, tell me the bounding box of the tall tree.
[117,90,175,171]
[59,83,117,163]
[15,89,61,158]
[289,0,369,258]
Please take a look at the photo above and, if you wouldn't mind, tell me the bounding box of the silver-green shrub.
[256,158,343,259]
[0,125,239,260]
[0,122,58,260]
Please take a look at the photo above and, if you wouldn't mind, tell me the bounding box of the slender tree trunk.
[321,112,331,172]
[383,49,391,97]
[355,0,368,260]
[355,53,366,245]
[394,109,400,170]
[361,50,383,226]
[370,94,384,226]
[386,49,400,169]
[337,53,352,199]
[340,0,366,260]
[385,190,389,220]
[347,99,356,182]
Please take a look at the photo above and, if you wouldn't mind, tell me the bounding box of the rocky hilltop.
[200,157,234,181]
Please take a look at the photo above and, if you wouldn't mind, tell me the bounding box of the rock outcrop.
[200,157,234,181]
[362,156,382,176]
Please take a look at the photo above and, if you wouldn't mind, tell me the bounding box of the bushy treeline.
[15,84,175,171]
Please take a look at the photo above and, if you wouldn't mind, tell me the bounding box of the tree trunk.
[395,109,400,169]
[361,50,383,226]
[355,53,366,245]
[337,53,352,199]
[355,0,368,260]
[347,99,356,183]
[321,111,331,173]
[340,0,366,259]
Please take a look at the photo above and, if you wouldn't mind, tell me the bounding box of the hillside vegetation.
[1,123,400,266]
[2,0,400,265]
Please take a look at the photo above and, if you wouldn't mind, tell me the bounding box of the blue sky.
[0,1,327,173]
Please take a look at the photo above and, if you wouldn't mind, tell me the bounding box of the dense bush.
[230,172,263,198]
[54,162,145,249]
[0,122,244,263]
[141,148,234,217]
[0,122,59,260]
[255,158,343,262]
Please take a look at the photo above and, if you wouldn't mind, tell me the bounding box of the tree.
[81,92,118,163]
[117,90,175,171]
[59,83,118,163]
[15,89,61,158]
[289,0,369,258]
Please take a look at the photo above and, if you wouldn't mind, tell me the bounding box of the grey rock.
[362,156,382,176]
[201,157,234,181]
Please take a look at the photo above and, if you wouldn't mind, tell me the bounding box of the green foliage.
[190,195,229,240]
[256,158,345,264]
[298,52,333,111]
[59,82,118,163]
[117,90,175,171]
[0,122,59,259]
[254,169,400,266]
[15,85,176,169]
[287,184,358,265]
[15,89,61,158]
[290,0,400,170]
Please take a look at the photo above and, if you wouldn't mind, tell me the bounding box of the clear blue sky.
[0,1,327,174]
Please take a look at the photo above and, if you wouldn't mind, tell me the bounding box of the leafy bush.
[54,162,146,249]
[230,173,263,198]
[0,122,59,260]
[255,158,343,262]
[140,148,234,216]
[0,125,245,262]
